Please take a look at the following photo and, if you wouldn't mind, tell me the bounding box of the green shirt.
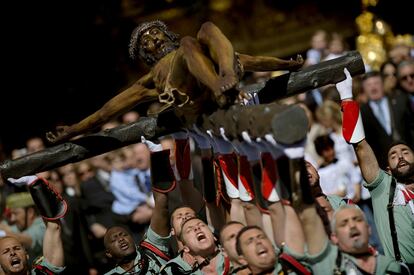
[105,227,171,275]
[363,170,414,264]
[161,248,229,275]
[307,240,402,274]
[25,217,46,256]
[326,195,348,210]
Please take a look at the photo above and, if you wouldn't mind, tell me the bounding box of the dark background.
[0,0,411,154]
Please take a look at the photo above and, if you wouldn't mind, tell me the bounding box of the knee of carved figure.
[197,21,218,41]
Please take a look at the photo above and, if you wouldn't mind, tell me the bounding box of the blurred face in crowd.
[181,218,216,257]
[389,45,410,65]
[398,62,414,94]
[122,111,140,124]
[331,207,370,254]
[26,137,45,154]
[77,161,95,182]
[220,223,244,264]
[0,237,29,275]
[328,38,344,55]
[132,143,150,170]
[9,207,35,231]
[321,146,336,164]
[388,144,414,183]
[381,63,397,93]
[238,227,277,274]
[311,31,327,50]
[170,207,196,237]
[362,75,384,101]
[104,227,136,261]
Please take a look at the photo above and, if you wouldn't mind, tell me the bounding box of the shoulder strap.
[32,264,55,275]
[140,240,171,262]
[387,177,402,262]
[223,254,230,275]
[278,253,311,275]
[334,249,342,275]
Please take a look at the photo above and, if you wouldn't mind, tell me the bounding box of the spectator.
[397,60,414,112]
[25,136,45,155]
[0,192,45,264]
[121,110,140,124]
[360,71,414,169]
[380,60,398,96]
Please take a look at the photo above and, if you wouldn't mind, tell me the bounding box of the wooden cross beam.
[0,51,365,179]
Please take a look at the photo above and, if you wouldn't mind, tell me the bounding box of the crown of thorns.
[129,20,173,59]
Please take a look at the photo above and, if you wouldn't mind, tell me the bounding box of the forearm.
[278,204,305,254]
[353,140,380,184]
[242,201,263,228]
[299,205,327,255]
[268,202,285,247]
[179,179,204,213]
[229,198,246,224]
[43,220,64,267]
[149,192,170,237]
[206,202,226,231]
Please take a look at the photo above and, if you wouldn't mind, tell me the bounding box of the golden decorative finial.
[355,0,412,70]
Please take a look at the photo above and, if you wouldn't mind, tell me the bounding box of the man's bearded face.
[388,144,414,183]
[390,161,414,183]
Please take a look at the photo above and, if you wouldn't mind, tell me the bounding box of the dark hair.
[387,140,414,156]
[314,135,335,156]
[219,221,244,244]
[169,205,196,229]
[362,71,381,82]
[380,60,397,76]
[235,225,263,256]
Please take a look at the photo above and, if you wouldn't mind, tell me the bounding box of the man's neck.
[119,259,136,272]
[118,251,138,271]
[192,248,220,274]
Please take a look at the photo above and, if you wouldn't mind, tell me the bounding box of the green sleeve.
[306,240,337,274]
[31,259,65,274]
[144,226,171,254]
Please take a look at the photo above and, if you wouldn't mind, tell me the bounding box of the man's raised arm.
[43,220,63,267]
[336,68,380,184]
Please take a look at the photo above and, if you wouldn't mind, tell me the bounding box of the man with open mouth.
[161,217,229,274]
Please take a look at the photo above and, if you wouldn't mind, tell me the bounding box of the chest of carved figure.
[152,52,175,91]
